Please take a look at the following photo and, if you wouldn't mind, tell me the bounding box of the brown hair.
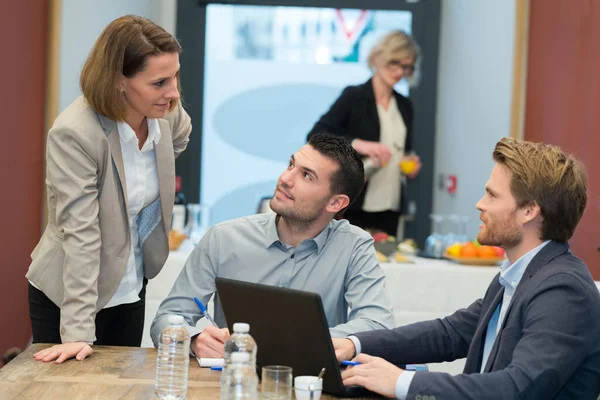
[492,137,587,242]
[80,15,182,121]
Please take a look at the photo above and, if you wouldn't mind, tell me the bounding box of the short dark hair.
[80,15,182,121]
[493,137,587,242]
[307,133,365,208]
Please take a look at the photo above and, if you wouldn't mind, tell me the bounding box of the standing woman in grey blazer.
[26,15,192,363]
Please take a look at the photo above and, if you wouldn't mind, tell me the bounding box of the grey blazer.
[26,96,191,343]
[355,241,600,399]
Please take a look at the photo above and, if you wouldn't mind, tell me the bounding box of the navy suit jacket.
[355,241,600,399]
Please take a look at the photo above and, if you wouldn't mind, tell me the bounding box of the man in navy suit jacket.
[334,137,600,399]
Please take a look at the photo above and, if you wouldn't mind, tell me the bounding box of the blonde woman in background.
[308,30,422,237]
[27,15,192,363]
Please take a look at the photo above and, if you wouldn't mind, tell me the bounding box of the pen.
[210,366,223,371]
[341,360,427,371]
[194,297,218,328]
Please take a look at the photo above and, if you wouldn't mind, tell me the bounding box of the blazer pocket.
[28,234,64,283]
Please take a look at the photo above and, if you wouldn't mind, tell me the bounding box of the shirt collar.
[117,118,162,149]
[147,118,162,146]
[499,240,551,290]
[264,213,331,253]
[264,212,280,247]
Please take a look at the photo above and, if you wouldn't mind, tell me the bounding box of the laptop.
[215,277,380,397]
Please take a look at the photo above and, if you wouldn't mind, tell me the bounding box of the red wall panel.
[0,1,49,355]
[525,0,600,279]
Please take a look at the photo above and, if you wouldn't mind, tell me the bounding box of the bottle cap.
[168,315,184,325]
[233,322,250,333]
[231,352,250,363]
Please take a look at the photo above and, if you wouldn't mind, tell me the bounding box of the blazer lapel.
[98,114,129,215]
[465,285,504,373]
[156,118,175,233]
[483,241,570,372]
[362,79,381,140]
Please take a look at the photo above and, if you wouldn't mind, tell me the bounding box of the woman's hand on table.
[33,342,93,363]
[352,139,392,167]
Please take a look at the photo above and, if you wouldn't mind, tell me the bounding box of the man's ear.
[326,194,350,215]
[522,201,541,224]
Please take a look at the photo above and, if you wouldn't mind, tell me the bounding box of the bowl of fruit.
[444,241,505,266]
[396,238,418,255]
[370,231,397,257]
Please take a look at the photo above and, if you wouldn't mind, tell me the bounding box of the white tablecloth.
[143,250,600,375]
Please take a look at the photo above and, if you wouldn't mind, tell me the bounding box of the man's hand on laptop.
[191,326,230,357]
[332,338,356,362]
[341,354,402,398]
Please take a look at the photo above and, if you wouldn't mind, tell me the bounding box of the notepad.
[196,357,225,368]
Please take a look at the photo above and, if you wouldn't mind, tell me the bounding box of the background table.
[0,344,368,399]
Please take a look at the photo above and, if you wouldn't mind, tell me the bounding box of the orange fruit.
[460,242,478,258]
[447,243,462,257]
[477,245,497,258]
[399,160,417,174]
[493,246,505,257]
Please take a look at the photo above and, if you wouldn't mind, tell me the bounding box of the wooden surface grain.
[0,344,366,399]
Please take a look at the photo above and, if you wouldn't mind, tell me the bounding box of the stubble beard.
[477,215,522,249]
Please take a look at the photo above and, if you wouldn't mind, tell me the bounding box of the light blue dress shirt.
[151,212,396,345]
[351,240,551,399]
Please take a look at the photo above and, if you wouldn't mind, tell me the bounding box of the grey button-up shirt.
[151,212,395,345]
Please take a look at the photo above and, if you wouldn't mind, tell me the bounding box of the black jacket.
[307,78,414,212]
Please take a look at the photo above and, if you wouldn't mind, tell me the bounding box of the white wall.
[58,0,177,112]
[432,1,516,240]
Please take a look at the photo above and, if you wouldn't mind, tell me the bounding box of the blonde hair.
[493,137,587,242]
[368,30,419,64]
[80,15,182,121]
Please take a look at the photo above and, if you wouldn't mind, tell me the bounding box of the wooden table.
[0,344,365,399]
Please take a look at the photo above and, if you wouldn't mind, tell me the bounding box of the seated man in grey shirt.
[151,133,395,357]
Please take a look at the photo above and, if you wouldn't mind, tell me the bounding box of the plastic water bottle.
[220,352,258,400]
[155,315,191,400]
[363,157,380,179]
[223,323,257,370]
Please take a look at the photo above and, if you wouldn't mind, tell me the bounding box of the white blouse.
[362,96,407,212]
[104,118,161,308]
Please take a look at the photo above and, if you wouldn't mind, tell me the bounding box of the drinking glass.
[185,204,210,245]
[442,214,461,251]
[424,214,445,258]
[457,215,469,244]
[261,365,293,400]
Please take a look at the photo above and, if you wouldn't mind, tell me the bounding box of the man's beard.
[270,195,329,228]
[477,211,522,248]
